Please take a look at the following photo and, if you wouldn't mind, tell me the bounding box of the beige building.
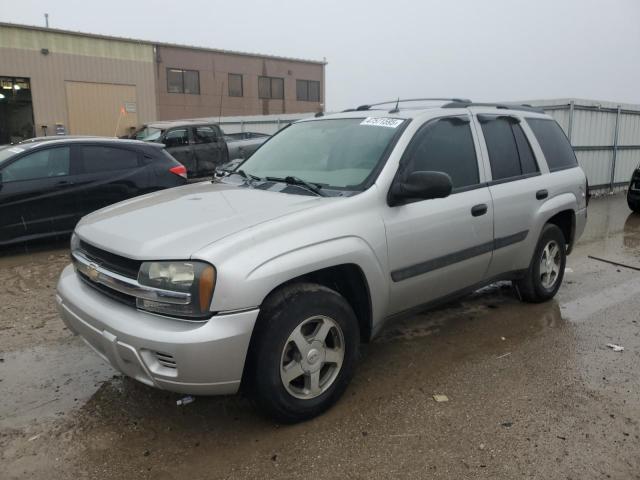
[0,22,325,144]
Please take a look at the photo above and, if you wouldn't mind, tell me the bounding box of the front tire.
[515,224,567,303]
[628,197,640,213]
[246,283,359,423]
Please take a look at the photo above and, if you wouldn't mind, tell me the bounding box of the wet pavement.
[1,193,639,479]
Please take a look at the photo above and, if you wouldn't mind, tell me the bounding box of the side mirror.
[389,171,453,206]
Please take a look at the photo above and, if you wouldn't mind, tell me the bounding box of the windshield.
[239,118,405,190]
[137,127,163,141]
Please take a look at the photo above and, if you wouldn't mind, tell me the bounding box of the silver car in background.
[56,99,587,423]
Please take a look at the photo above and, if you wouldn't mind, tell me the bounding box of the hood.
[75,181,324,259]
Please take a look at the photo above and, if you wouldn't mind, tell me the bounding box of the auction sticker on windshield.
[360,117,404,128]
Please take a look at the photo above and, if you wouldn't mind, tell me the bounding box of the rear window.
[80,146,140,173]
[526,118,577,171]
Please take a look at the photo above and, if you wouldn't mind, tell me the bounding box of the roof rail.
[355,98,472,111]
[442,101,545,114]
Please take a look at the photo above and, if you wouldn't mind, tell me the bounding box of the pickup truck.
[57,99,588,423]
[135,121,269,178]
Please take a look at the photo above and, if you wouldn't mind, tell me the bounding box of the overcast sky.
[2,0,639,110]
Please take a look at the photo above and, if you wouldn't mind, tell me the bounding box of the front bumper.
[56,264,259,395]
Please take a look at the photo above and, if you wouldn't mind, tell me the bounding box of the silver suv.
[56,99,588,423]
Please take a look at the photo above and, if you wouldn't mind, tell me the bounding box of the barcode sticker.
[360,117,404,128]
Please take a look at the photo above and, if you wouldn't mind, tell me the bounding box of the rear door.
[192,125,224,176]
[383,115,494,315]
[0,145,79,242]
[162,128,195,176]
[72,144,146,215]
[474,113,548,277]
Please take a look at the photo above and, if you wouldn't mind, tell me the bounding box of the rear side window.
[80,146,139,173]
[480,116,539,181]
[403,118,479,189]
[526,118,577,171]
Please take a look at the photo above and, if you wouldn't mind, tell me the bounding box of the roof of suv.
[310,99,550,122]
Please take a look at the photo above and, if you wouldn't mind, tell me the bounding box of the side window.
[512,124,538,174]
[526,118,578,171]
[79,146,139,173]
[163,128,189,148]
[2,147,70,182]
[194,126,217,144]
[403,118,480,189]
[480,116,539,181]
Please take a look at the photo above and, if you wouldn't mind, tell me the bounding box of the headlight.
[70,233,80,251]
[137,261,216,319]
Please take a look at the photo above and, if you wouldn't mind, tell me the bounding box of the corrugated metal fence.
[217,113,314,136]
[529,98,640,192]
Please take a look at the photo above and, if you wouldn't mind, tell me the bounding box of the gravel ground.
[1,193,639,479]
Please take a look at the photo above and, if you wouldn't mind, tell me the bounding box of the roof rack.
[442,101,545,113]
[352,98,472,112]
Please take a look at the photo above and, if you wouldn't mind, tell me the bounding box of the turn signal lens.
[199,265,216,312]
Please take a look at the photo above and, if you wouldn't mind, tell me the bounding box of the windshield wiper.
[265,176,328,197]
[232,169,263,185]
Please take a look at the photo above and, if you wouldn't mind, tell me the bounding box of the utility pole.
[44,13,49,28]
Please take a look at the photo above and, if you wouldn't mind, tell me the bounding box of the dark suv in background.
[628,166,640,212]
[0,137,187,246]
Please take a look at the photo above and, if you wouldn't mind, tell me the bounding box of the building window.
[296,80,321,102]
[228,73,243,97]
[167,68,200,94]
[258,76,284,99]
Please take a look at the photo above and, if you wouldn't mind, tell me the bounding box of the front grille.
[78,271,137,307]
[79,241,142,279]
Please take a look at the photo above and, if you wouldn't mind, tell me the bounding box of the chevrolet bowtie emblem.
[87,263,100,281]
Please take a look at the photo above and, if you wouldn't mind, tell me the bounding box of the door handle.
[55,180,74,188]
[471,204,488,217]
[536,189,548,200]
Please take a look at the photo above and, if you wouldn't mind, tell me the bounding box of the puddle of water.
[0,338,115,429]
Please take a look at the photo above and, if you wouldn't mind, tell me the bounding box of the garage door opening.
[0,77,35,144]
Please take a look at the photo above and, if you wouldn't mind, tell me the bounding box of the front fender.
[210,236,389,329]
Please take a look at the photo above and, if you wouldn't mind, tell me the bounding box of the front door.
[163,128,195,176]
[383,116,494,316]
[0,145,79,243]
[192,125,224,176]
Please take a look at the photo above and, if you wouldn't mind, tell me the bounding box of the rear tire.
[515,224,566,303]
[246,282,359,423]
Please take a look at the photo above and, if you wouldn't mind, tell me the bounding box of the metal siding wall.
[575,150,612,186]
[614,150,638,183]
[0,25,151,61]
[571,110,618,146]
[0,46,156,135]
[619,113,640,145]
